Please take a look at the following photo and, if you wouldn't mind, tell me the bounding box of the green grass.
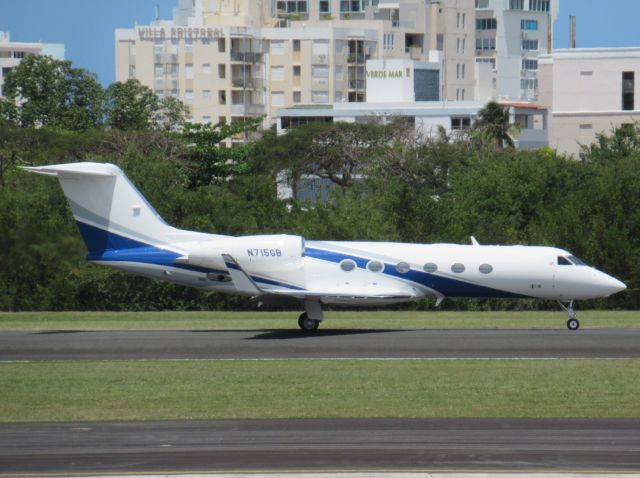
[1,359,638,422]
[0,310,639,331]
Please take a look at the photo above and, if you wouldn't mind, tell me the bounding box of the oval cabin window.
[340,259,356,272]
[396,262,411,273]
[479,264,493,274]
[451,263,465,273]
[424,262,438,273]
[367,260,384,272]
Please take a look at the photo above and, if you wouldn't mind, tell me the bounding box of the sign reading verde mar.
[366,70,404,79]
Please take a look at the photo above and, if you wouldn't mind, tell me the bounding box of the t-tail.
[23,162,180,257]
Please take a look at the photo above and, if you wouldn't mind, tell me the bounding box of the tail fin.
[23,162,176,253]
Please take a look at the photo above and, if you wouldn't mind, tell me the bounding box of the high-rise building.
[115,0,558,131]
[0,31,65,97]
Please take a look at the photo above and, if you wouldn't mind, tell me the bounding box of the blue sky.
[2,0,640,87]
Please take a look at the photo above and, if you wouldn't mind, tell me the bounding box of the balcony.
[347,53,366,64]
[230,51,263,63]
[348,79,365,90]
[231,77,264,89]
[154,53,178,64]
[230,104,266,115]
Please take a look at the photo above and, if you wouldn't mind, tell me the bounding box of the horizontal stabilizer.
[22,163,117,177]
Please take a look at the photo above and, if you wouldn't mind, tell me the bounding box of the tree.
[105,79,160,131]
[178,118,261,186]
[2,55,105,130]
[152,96,188,131]
[473,101,516,149]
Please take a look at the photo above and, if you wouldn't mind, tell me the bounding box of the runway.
[1,328,639,361]
[1,418,639,474]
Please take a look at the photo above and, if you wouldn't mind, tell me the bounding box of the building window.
[312,65,329,78]
[219,90,227,105]
[270,40,285,55]
[271,65,285,81]
[457,12,461,28]
[384,33,395,50]
[623,71,635,111]
[462,13,466,28]
[475,0,490,8]
[476,57,496,69]
[218,38,226,53]
[293,39,301,52]
[312,90,329,103]
[202,89,211,99]
[530,0,550,12]
[476,38,496,51]
[271,91,284,106]
[508,0,523,10]
[522,59,538,71]
[451,263,466,273]
[185,64,194,79]
[335,91,343,102]
[293,91,302,103]
[522,39,539,50]
[171,39,178,54]
[520,78,538,91]
[202,37,211,45]
[521,19,538,30]
[203,63,211,74]
[312,39,329,55]
[185,90,193,104]
[277,0,308,12]
[185,38,193,53]
[461,88,465,100]
[579,124,593,130]
[476,18,497,30]
[218,64,225,78]
[202,115,212,124]
[154,39,163,54]
[293,65,301,76]
[12,51,25,59]
[462,64,466,79]
[451,117,471,130]
[154,64,164,79]
[319,0,330,13]
[340,0,363,13]
[335,65,343,80]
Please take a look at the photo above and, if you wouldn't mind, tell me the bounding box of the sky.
[2,0,640,87]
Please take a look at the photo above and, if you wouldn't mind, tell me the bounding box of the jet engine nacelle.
[179,234,305,274]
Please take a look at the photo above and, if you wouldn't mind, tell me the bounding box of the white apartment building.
[539,47,640,157]
[115,0,558,131]
[474,0,559,102]
[0,31,65,97]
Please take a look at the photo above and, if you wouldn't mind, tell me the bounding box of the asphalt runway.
[1,418,639,474]
[1,328,640,361]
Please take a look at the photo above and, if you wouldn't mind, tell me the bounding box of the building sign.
[366,69,403,79]
[137,27,224,40]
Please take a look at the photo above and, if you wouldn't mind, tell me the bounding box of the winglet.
[221,254,263,296]
[470,236,480,246]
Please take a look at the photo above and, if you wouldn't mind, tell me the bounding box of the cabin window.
[367,260,384,272]
[396,262,411,273]
[479,264,493,274]
[557,256,572,266]
[568,255,587,266]
[451,263,465,273]
[340,259,356,272]
[424,262,438,273]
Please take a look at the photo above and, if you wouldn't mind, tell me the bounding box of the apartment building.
[115,0,558,130]
[539,47,640,157]
[0,31,65,97]
[474,0,559,102]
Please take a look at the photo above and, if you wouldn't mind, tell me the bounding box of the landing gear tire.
[567,318,580,331]
[298,313,320,332]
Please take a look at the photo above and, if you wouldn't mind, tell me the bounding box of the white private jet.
[24,162,626,331]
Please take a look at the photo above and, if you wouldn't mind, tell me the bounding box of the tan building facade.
[539,48,640,157]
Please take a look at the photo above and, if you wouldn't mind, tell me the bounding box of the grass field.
[1,358,638,422]
[1,310,639,331]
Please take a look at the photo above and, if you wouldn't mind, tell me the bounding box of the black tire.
[298,313,319,331]
[567,318,580,330]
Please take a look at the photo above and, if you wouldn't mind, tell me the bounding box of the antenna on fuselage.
[470,236,480,246]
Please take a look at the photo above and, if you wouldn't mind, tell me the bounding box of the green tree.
[473,101,516,149]
[152,96,188,131]
[2,55,105,130]
[105,79,160,131]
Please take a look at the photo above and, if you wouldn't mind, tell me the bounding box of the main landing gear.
[298,300,324,332]
[558,300,579,330]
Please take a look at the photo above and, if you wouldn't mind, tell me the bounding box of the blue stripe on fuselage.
[304,246,528,299]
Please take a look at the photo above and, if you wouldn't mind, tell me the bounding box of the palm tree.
[474,101,516,149]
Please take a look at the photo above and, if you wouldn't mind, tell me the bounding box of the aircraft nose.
[598,272,626,296]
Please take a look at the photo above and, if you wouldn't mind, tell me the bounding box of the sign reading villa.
[137,27,225,40]
[366,69,404,79]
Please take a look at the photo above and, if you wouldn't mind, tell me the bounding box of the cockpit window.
[568,255,588,266]
[557,256,572,266]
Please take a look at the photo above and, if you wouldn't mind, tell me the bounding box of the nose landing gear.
[558,300,580,330]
